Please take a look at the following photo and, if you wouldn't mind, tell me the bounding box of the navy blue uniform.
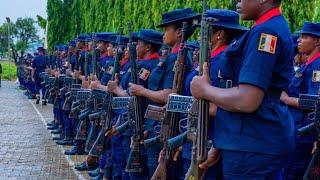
[100,56,114,85]
[181,46,227,180]
[145,48,179,178]
[286,53,320,179]
[32,53,47,94]
[214,8,294,178]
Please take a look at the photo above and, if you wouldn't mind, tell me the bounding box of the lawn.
[0,60,17,81]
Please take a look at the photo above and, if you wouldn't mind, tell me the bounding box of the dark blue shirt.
[182,48,227,159]
[120,58,159,90]
[70,54,77,71]
[100,58,115,85]
[288,55,320,141]
[214,10,295,156]
[32,54,46,77]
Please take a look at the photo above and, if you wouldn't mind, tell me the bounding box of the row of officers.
[25,0,320,179]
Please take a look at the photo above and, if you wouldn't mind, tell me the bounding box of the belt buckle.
[226,80,233,88]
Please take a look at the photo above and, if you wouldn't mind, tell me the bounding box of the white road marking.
[28,99,86,180]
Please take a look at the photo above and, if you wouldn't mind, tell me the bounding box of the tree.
[0,22,16,57]
[13,17,39,59]
[47,0,320,50]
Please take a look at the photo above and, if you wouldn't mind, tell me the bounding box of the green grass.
[0,60,17,81]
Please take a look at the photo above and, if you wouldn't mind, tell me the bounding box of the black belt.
[265,89,282,100]
[219,79,236,89]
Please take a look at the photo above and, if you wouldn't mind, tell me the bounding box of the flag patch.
[107,66,114,75]
[258,33,277,54]
[139,68,151,81]
[312,70,320,82]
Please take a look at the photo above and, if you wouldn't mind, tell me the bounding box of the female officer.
[106,29,163,180]
[128,8,198,178]
[191,0,295,178]
[280,22,320,179]
[181,9,247,180]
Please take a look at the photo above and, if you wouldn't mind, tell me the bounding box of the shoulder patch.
[139,68,151,81]
[312,70,320,82]
[258,33,277,54]
[295,72,302,78]
[107,66,114,75]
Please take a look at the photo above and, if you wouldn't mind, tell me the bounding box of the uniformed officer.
[74,35,129,174]
[87,32,117,179]
[64,34,92,156]
[280,22,320,179]
[105,29,163,180]
[55,44,75,146]
[129,8,198,178]
[180,9,248,180]
[72,34,90,82]
[191,0,295,178]
[31,47,47,104]
[66,40,77,75]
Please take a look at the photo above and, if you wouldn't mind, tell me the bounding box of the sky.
[0,0,47,37]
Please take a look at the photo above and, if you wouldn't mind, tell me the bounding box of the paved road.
[0,81,89,180]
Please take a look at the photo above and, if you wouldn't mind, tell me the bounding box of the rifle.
[297,94,320,179]
[146,21,190,180]
[91,35,101,80]
[62,77,77,111]
[89,30,124,157]
[84,41,90,81]
[123,22,145,173]
[74,89,92,141]
[85,88,108,153]
[184,1,212,179]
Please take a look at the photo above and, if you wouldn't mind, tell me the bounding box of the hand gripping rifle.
[123,22,145,173]
[107,22,145,172]
[147,21,190,180]
[89,30,124,157]
[184,1,212,179]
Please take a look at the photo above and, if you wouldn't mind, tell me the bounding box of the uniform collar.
[120,58,129,67]
[171,43,181,54]
[145,52,160,60]
[100,51,109,60]
[211,44,227,58]
[306,52,320,66]
[254,7,281,26]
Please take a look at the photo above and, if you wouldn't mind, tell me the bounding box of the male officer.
[104,29,163,180]
[191,0,295,178]
[280,22,320,179]
[31,47,47,104]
